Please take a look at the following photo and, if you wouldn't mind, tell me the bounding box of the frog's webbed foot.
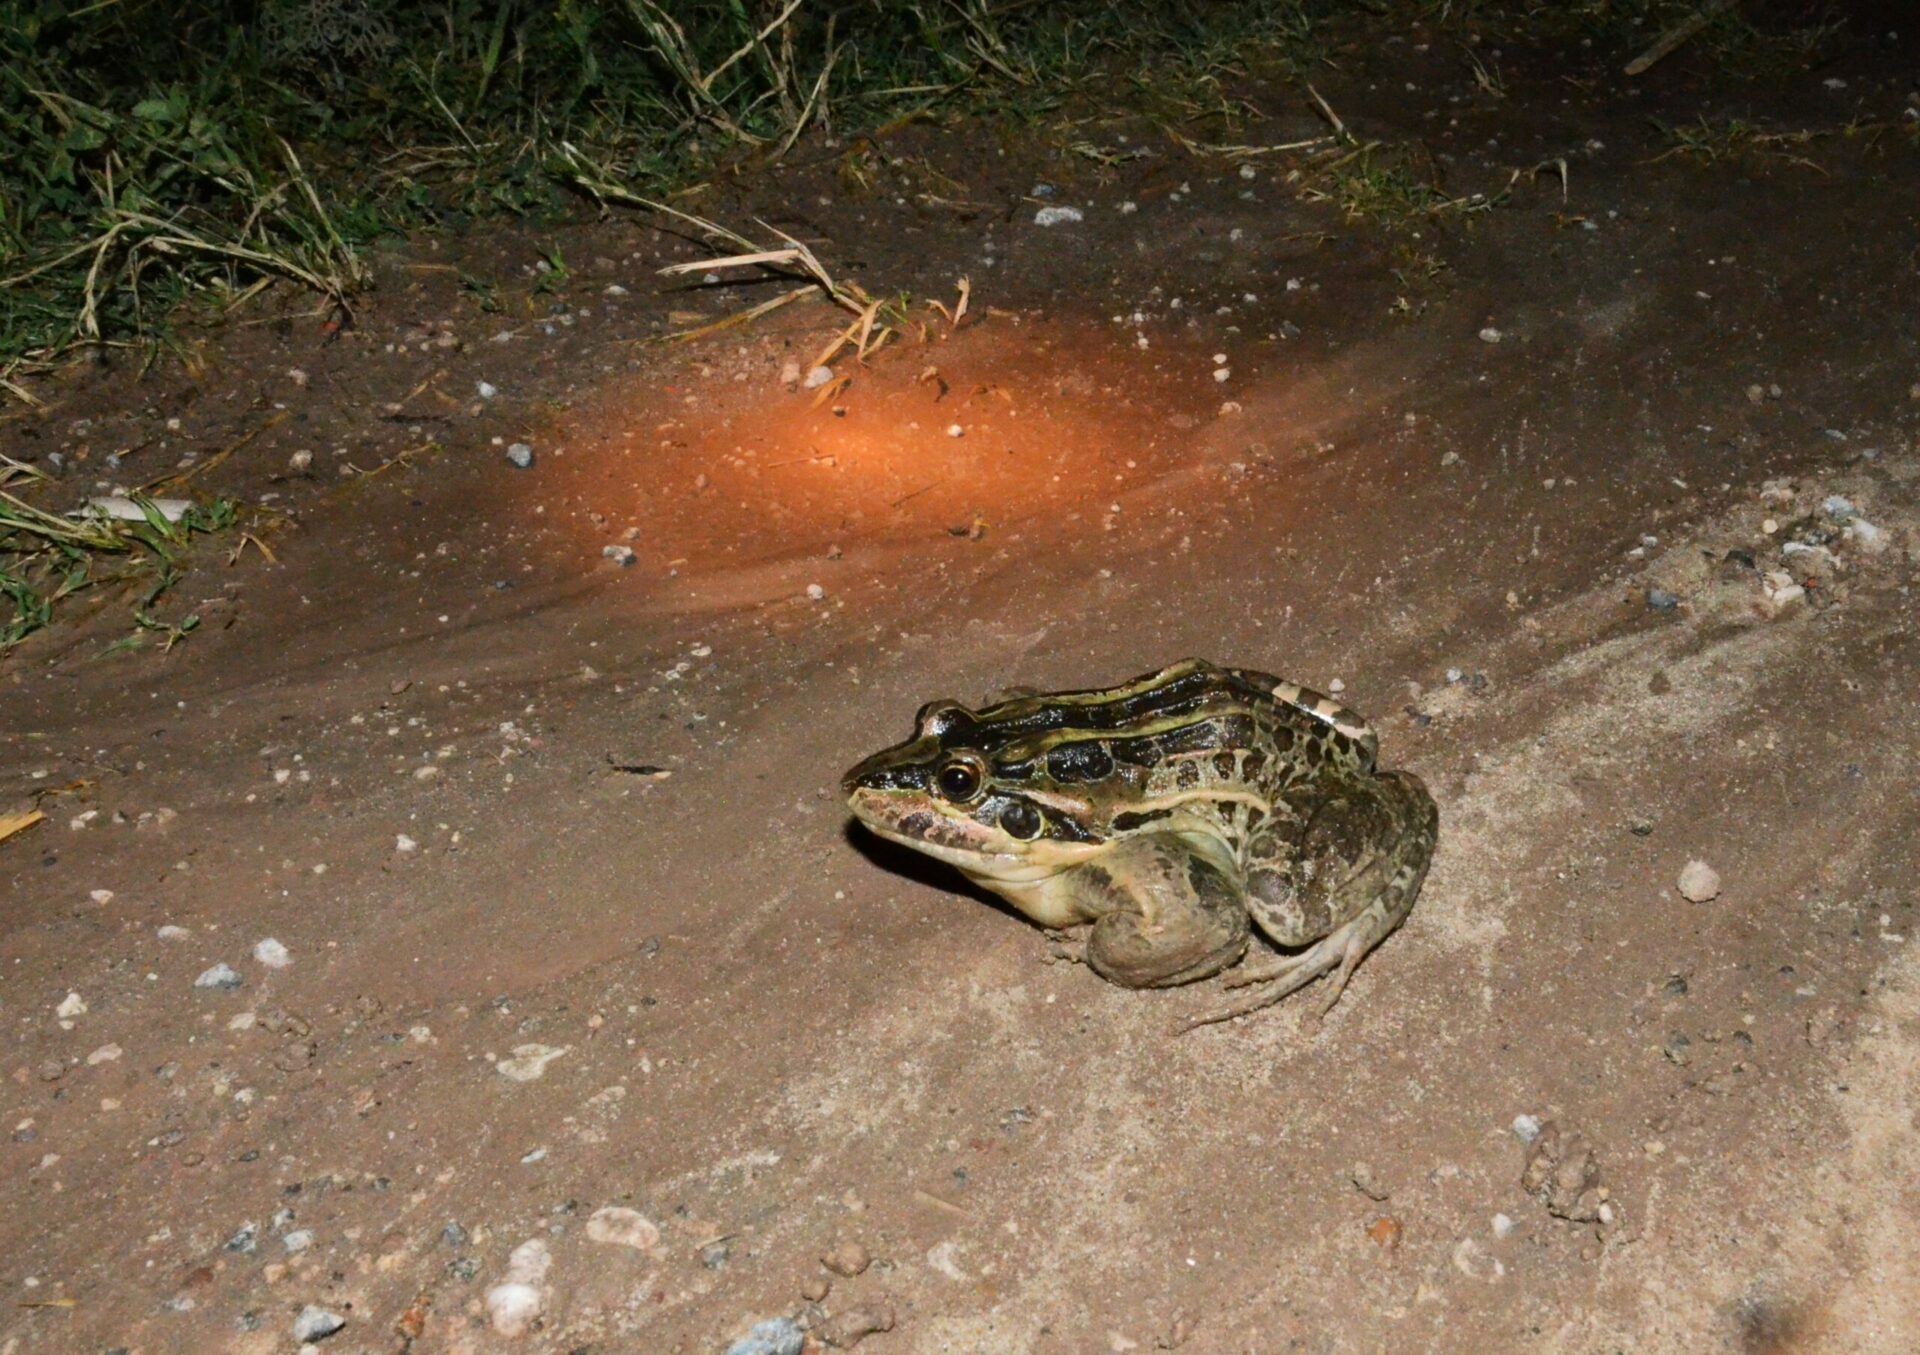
[1176,917,1372,1032]
[1042,926,1091,968]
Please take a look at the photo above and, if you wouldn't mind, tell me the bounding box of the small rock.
[819,1303,896,1349]
[806,583,826,601]
[603,544,636,568]
[1677,859,1721,903]
[779,360,801,386]
[288,449,314,474]
[485,1238,552,1337]
[1366,1216,1403,1251]
[86,1043,122,1065]
[496,1044,569,1082]
[585,1206,660,1252]
[194,963,243,991]
[282,1229,314,1254]
[1512,1114,1543,1143]
[945,423,964,438]
[477,381,498,400]
[56,992,87,1019]
[395,834,418,854]
[292,1305,345,1342]
[1492,1213,1516,1239]
[1520,1121,1609,1224]
[803,365,835,389]
[1646,589,1679,613]
[157,925,190,941]
[1451,1237,1504,1280]
[253,938,291,969]
[1821,495,1857,521]
[1478,326,1504,344]
[822,1239,872,1277]
[1349,1162,1389,1201]
[506,443,535,469]
[1845,518,1887,554]
[1034,205,1085,227]
[726,1317,806,1355]
[800,1275,832,1303]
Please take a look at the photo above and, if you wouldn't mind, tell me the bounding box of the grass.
[1,457,244,653]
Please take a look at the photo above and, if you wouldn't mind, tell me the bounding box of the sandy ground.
[5,17,1920,1355]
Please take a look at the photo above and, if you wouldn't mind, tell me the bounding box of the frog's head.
[842,695,1118,887]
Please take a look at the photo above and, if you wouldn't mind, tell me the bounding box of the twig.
[1625,0,1740,77]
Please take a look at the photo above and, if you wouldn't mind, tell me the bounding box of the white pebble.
[86,1043,122,1065]
[56,992,87,1019]
[506,443,535,469]
[282,1229,314,1254]
[253,938,291,969]
[194,963,243,991]
[1492,1213,1515,1239]
[1327,678,1346,694]
[1677,859,1722,903]
[476,380,498,400]
[1511,1114,1543,1143]
[292,1305,345,1342]
[946,423,965,438]
[586,1206,661,1251]
[806,583,827,601]
[396,834,418,854]
[1033,205,1085,227]
[496,1043,569,1082]
[803,365,835,389]
[1478,326,1504,344]
[157,925,190,941]
[486,1239,552,1336]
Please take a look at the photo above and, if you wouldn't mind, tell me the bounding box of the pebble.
[194,963,243,991]
[496,1043,569,1082]
[477,381,498,400]
[806,583,826,601]
[56,992,87,1019]
[803,365,834,389]
[1478,326,1503,343]
[288,449,314,474]
[1492,1213,1515,1239]
[157,925,190,941]
[1646,589,1679,612]
[1677,859,1722,903]
[486,1239,552,1337]
[603,544,637,567]
[1512,1114,1543,1143]
[586,1206,661,1252]
[1821,495,1857,521]
[86,1043,122,1065]
[253,938,291,969]
[946,423,964,437]
[506,443,535,469]
[396,834,418,854]
[1845,518,1887,554]
[292,1305,345,1341]
[282,1229,314,1254]
[726,1317,805,1355]
[822,1239,872,1277]
[818,1303,897,1349]
[1033,205,1085,226]
[1366,1216,1403,1251]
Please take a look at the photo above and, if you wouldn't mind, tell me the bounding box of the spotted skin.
[842,659,1439,1026]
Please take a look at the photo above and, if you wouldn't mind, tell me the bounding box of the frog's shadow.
[839,819,1031,926]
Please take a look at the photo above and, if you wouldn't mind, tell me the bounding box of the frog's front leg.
[1186,770,1438,1028]
[1061,835,1249,989]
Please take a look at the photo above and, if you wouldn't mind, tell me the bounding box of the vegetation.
[0,1,1850,374]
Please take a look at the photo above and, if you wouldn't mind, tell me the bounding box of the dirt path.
[4,23,1919,1355]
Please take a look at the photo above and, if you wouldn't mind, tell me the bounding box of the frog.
[841,659,1438,1027]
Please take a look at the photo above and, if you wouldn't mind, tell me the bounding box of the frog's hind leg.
[1183,771,1437,1030]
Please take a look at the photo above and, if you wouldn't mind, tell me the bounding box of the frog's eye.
[998,799,1043,840]
[935,756,985,803]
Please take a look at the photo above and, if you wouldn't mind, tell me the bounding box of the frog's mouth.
[847,791,1100,881]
